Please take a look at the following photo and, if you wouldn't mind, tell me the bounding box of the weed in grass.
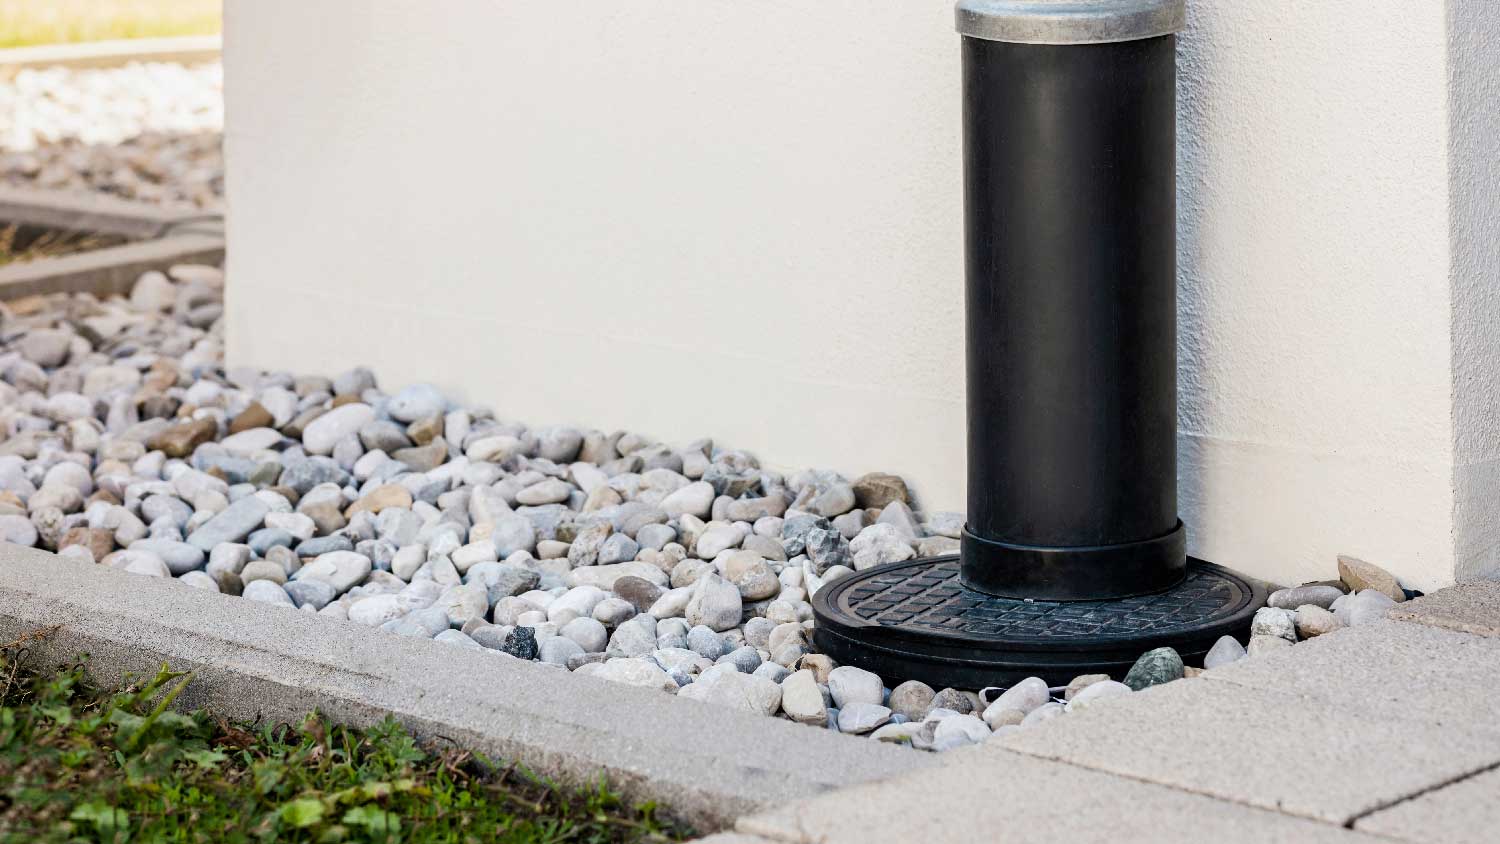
[0,222,122,267]
[0,630,688,843]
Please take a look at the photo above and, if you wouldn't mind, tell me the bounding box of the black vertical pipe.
[958,31,1187,601]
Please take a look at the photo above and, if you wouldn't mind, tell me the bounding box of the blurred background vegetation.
[0,0,221,49]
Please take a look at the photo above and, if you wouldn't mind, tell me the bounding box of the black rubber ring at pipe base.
[959,521,1188,601]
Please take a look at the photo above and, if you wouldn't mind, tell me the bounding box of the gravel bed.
[0,273,1413,754]
[0,62,223,208]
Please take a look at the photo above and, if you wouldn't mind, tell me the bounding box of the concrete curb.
[0,187,224,301]
[0,233,224,301]
[0,35,220,72]
[0,544,930,832]
[0,186,209,240]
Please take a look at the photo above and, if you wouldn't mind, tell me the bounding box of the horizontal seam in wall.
[1178,429,1451,471]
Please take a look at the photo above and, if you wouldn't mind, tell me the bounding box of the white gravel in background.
[0,62,223,208]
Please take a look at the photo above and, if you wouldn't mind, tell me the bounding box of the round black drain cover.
[812,555,1265,689]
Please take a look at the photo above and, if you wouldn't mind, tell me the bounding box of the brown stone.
[924,688,975,718]
[1337,554,1406,602]
[294,376,332,398]
[612,575,665,613]
[282,406,327,439]
[140,371,174,394]
[240,559,287,586]
[1294,604,1343,638]
[138,394,182,421]
[143,359,181,392]
[299,500,346,536]
[267,485,300,505]
[146,417,216,458]
[987,708,1027,728]
[344,483,414,518]
[86,489,121,507]
[228,401,274,434]
[852,472,911,510]
[0,490,24,514]
[211,569,243,596]
[6,295,48,316]
[406,414,444,446]
[94,459,132,478]
[330,393,363,408]
[58,526,114,561]
[916,536,961,556]
[391,438,447,471]
[1064,673,1111,701]
[796,653,835,684]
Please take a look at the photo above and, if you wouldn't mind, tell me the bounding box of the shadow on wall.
[1174,2,1226,566]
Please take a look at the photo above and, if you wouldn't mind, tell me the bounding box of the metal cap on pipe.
[956,0,1185,45]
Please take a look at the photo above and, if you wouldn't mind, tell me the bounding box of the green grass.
[0,0,221,49]
[0,629,688,843]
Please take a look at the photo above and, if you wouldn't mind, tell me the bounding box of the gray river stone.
[1203,635,1247,669]
[128,538,204,575]
[186,495,269,551]
[828,666,884,709]
[685,573,742,632]
[1267,584,1345,610]
[1122,647,1184,691]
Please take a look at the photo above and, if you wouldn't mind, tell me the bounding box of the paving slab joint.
[1383,580,1500,637]
[1342,758,1500,830]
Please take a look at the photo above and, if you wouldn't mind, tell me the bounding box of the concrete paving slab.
[1387,580,1500,637]
[996,676,1500,824]
[0,185,206,239]
[734,747,1383,844]
[1355,765,1500,843]
[0,35,221,70]
[0,233,224,301]
[0,544,931,831]
[1202,620,1500,735]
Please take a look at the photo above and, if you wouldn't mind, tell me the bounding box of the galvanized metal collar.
[956,0,1186,45]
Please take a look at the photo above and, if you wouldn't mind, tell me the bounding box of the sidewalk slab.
[0,35,221,70]
[1355,765,1500,844]
[0,544,931,831]
[733,747,1382,844]
[0,185,207,239]
[0,233,224,301]
[1387,580,1500,637]
[995,676,1500,824]
[1201,620,1500,735]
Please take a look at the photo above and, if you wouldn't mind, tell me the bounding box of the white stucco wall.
[1174,0,1456,590]
[1449,0,1500,582]
[222,0,968,512]
[223,1,1496,591]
